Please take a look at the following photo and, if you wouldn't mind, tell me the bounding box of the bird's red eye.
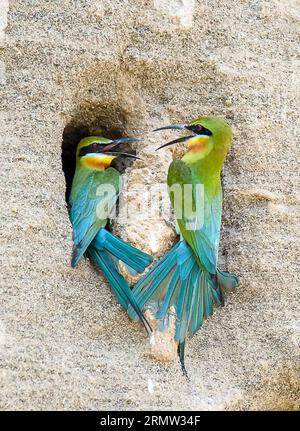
[196,124,203,132]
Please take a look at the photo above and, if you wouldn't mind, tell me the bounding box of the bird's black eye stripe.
[187,124,212,136]
[78,142,106,157]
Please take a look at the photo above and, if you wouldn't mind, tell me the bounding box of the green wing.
[167,159,219,274]
[70,167,121,267]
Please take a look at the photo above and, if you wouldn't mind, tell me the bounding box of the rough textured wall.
[1,0,299,410]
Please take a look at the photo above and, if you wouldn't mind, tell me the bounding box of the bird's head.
[155,116,233,165]
[76,136,142,170]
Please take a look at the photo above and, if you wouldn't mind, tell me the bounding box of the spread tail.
[128,240,238,372]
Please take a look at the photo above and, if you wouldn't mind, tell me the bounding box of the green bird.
[69,136,153,331]
[128,116,239,372]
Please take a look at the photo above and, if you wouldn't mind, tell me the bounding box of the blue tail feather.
[87,243,152,334]
[85,228,153,334]
[128,240,236,373]
[217,269,239,290]
[92,228,153,274]
[129,240,235,354]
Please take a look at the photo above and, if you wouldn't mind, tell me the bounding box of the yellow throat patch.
[187,135,210,153]
[80,153,116,170]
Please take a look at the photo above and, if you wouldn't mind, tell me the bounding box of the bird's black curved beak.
[153,124,194,151]
[105,151,142,160]
[153,124,187,132]
[102,137,143,152]
[79,137,143,158]
[104,137,142,159]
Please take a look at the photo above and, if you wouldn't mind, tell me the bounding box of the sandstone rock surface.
[0,0,299,410]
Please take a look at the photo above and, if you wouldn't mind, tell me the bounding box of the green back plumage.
[167,116,232,272]
[167,159,221,274]
[70,166,121,266]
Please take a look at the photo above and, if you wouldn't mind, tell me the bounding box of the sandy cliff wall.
[0,0,299,410]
